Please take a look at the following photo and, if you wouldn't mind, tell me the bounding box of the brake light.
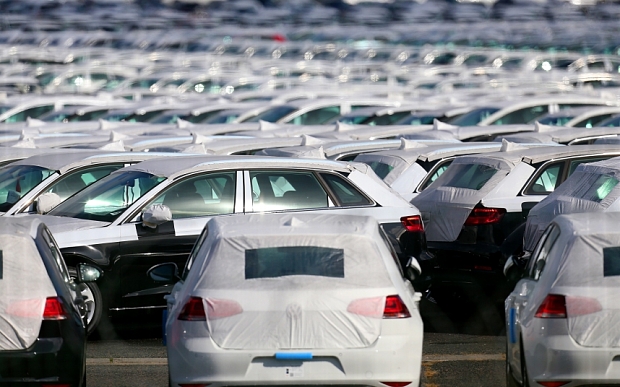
[464,207,506,226]
[566,295,603,317]
[381,382,411,387]
[401,215,424,232]
[178,297,206,321]
[43,297,67,320]
[347,297,384,318]
[383,295,411,319]
[535,294,567,318]
[205,298,243,320]
[536,381,570,387]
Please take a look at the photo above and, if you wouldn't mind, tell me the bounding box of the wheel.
[69,267,103,336]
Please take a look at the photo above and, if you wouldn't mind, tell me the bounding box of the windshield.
[0,165,55,212]
[449,107,500,126]
[241,105,297,123]
[49,171,165,222]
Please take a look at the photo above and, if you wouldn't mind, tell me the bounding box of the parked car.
[506,212,620,387]
[0,217,101,386]
[153,213,424,387]
[37,155,426,335]
[411,144,620,301]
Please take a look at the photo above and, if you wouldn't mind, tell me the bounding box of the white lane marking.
[87,354,505,366]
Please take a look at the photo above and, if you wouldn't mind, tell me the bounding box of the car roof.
[463,144,620,166]
[119,154,355,179]
[554,211,620,238]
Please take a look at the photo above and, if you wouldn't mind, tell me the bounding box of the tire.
[69,267,103,336]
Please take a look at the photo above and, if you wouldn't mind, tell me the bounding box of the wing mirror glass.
[148,262,180,283]
[75,263,102,283]
[142,204,172,228]
[36,192,61,214]
[405,256,422,282]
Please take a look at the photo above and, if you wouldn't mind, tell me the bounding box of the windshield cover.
[49,171,165,222]
[0,165,55,212]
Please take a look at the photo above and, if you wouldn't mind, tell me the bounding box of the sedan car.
[506,212,620,387]
[156,213,424,387]
[0,217,101,386]
[37,155,426,335]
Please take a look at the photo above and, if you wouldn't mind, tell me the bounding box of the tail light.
[464,207,506,226]
[348,295,411,319]
[401,215,424,232]
[535,294,567,318]
[43,297,67,320]
[383,295,411,319]
[566,295,603,316]
[178,297,206,321]
[536,381,570,387]
[205,298,243,320]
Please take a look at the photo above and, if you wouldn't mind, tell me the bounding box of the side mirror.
[148,262,180,283]
[142,204,172,228]
[75,263,102,283]
[36,192,61,214]
[405,256,422,282]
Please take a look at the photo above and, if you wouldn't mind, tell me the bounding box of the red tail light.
[566,295,603,317]
[535,294,567,318]
[178,297,206,321]
[401,215,424,232]
[464,207,506,226]
[347,297,384,318]
[43,297,67,320]
[205,298,243,320]
[383,295,411,319]
[536,381,570,387]
[381,382,411,387]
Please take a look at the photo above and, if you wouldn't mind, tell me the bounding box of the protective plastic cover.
[173,213,399,350]
[0,222,56,350]
[545,213,620,347]
[524,158,620,251]
[411,155,515,241]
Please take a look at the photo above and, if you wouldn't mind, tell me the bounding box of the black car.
[0,217,101,387]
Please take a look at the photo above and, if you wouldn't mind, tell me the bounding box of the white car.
[154,213,423,387]
[35,155,425,335]
[506,211,620,387]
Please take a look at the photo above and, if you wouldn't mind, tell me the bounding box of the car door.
[112,170,243,310]
[506,223,560,385]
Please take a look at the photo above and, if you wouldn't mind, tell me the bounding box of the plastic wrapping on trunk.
[0,234,56,350]
[172,213,399,350]
[411,156,515,242]
[546,214,620,347]
[524,158,620,251]
[354,154,411,185]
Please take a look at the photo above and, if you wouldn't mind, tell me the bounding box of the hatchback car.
[506,212,620,387]
[37,155,425,335]
[0,217,100,386]
[155,213,424,387]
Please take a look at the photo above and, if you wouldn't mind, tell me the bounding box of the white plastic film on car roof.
[524,158,620,251]
[411,155,514,242]
[0,233,56,350]
[543,214,620,348]
[170,214,398,350]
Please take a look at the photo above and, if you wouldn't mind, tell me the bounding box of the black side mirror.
[404,256,422,282]
[148,262,180,283]
[74,263,102,283]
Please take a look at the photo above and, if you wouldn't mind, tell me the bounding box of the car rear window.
[366,161,394,180]
[245,246,344,279]
[568,174,619,203]
[442,163,498,190]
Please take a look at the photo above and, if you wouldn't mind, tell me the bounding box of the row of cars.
[4,126,620,385]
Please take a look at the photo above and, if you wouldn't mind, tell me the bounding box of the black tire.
[69,267,103,336]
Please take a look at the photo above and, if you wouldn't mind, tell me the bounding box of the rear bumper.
[167,318,423,387]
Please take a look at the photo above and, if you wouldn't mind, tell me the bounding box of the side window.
[524,162,564,195]
[320,173,373,206]
[250,170,328,212]
[42,228,71,285]
[151,172,236,219]
[419,159,453,191]
[527,224,560,281]
[290,106,341,125]
[45,164,124,202]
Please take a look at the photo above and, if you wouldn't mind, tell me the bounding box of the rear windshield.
[604,246,620,277]
[245,246,344,279]
[441,163,498,190]
[366,161,394,180]
[568,173,619,203]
